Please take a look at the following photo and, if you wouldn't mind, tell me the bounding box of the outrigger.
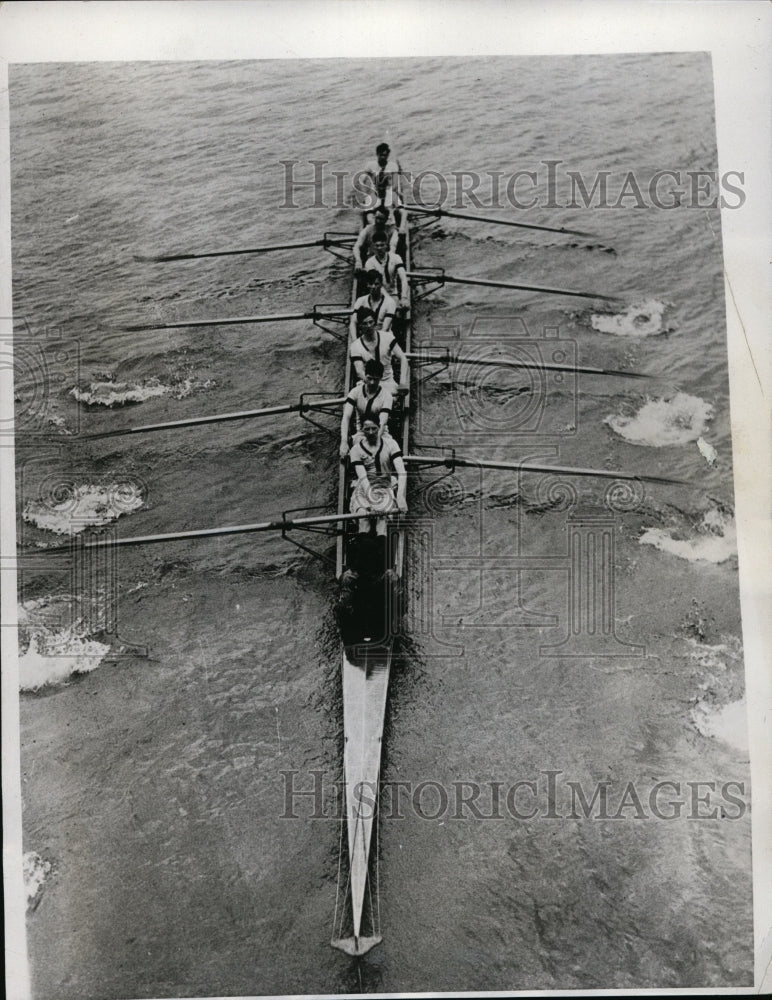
[51,149,688,958]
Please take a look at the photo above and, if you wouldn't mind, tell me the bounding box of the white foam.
[691,698,748,754]
[71,376,197,407]
[590,298,668,337]
[23,852,52,905]
[696,435,718,467]
[640,507,737,564]
[23,483,144,535]
[19,625,111,691]
[604,392,713,446]
[686,635,742,671]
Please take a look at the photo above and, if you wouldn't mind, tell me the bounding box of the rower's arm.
[380,307,394,334]
[349,309,359,343]
[393,455,408,512]
[395,262,409,308]
[353,228,368,271]
[351,355,365,383]
[391,342,410,393]
[340,402,354,457]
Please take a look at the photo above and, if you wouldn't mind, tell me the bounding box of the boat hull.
[332,168,412,954]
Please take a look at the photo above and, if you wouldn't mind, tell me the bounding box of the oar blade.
[406,350,650,381]
[403,453,688,488]
[408,270,621,303]
[78,396,347,440]
[133,238,329,264]
[38,510,373,554]
[403,203,606,241]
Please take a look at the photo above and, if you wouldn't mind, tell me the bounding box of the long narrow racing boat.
[331,169,412,957]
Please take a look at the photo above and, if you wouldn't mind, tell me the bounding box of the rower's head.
[364,358,384,391]
[373,204,390,229]
[376,142,390,168]
[361,415,380,443]
[367,270,384,297]
[372,235,388,259]
[357,307,377,336]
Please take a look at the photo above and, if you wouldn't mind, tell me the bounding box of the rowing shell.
[331,171,412,957]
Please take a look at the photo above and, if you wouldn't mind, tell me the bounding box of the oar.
[134,234,355,264]
[40,510,373,553]
[120,307,351,333]
[403,204,601,240]
[403,453,688,487]
[405,350,649,381]
[79,397,347,440]
[407,270,620,303]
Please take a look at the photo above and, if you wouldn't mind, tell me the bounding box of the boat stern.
[330,934,383,957]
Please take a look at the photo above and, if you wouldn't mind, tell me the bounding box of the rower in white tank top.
[349,307,409,396]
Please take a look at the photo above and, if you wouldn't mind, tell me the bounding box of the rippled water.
[12,54,752,997]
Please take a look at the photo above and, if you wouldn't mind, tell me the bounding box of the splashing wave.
[24,852,53,906]
[639,507,736,564]
[23,483,144,535]
[591,298,669,337]
[71,376,215,407]
[605,392,713,446]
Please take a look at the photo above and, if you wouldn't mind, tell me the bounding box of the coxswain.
[352,204,401,276]
[349,269,396,341]
[364,234,409,314]
[336,531,394,647]
[362,142,400,223]
[349,415,408,535]
[339,358,393,458]
[350,307,409,398]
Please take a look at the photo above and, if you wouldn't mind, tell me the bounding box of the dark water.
[12,55,752,997]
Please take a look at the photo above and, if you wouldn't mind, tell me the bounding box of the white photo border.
[1,2,769,998]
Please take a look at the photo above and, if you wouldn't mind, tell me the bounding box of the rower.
[339,358,393,458]
[364,234,409,316]
[362,141,399,223]
[349,415,408,535]
[352,204,402,277]
[349,270,396,342]
[350,307,409,398]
